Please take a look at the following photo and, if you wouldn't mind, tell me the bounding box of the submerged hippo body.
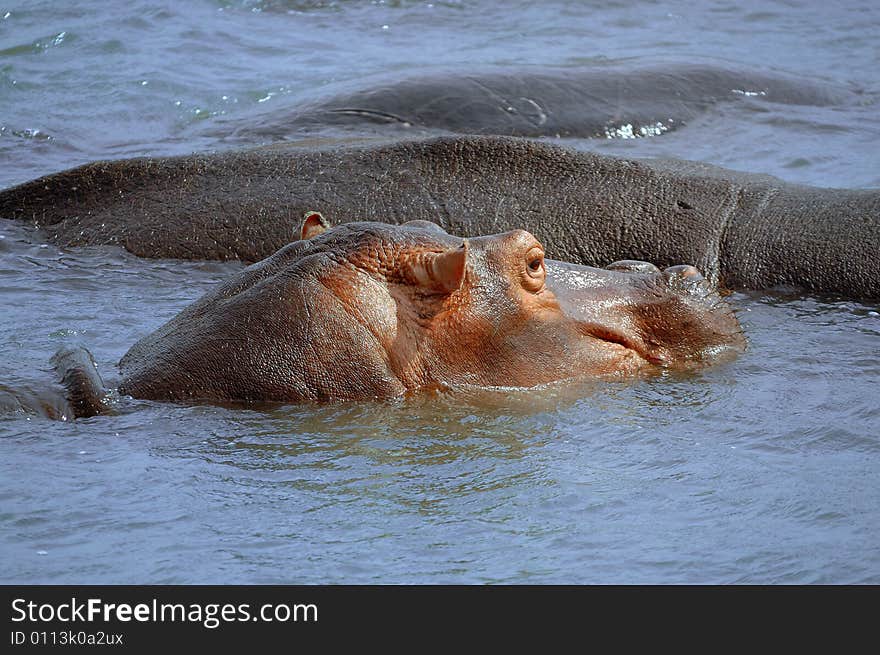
[214,63,850,141]
[2,136,878,298]
[60,217,744,414]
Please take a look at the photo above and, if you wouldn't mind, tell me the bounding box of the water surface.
[1,0,879,583]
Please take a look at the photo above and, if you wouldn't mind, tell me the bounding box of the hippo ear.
[404,242,468,293]
[301,211,330,240]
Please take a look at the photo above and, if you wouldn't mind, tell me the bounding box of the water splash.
[604,121,671,139]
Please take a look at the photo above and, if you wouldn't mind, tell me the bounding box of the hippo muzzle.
[545,259,745,366]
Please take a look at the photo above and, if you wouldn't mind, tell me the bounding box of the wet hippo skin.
[212,63,852,141]
[1,136,878,298]
[52,217,744,416]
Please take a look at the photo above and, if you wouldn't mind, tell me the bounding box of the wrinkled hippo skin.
[212,63,852,141]
[111,218,743,407]
[2,135,877,298]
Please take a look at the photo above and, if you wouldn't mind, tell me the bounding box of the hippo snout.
[547,257,744,365]
[663,264,702,279]
[661,264,710,295]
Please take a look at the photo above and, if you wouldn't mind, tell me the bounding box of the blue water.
[1,0,879,583]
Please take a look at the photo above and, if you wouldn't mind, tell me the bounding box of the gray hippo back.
[213,63,853,142]
[1,135,877,298]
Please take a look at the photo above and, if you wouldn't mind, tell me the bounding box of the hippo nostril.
[663,264,702,279]
[662,264,708,295]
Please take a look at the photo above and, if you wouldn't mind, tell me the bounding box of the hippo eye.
[526,252,544,277]
[523,248,546,292]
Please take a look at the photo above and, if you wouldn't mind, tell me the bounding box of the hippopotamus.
[2,136,877,298]
[209,63,851,142]
[54,215,744,417]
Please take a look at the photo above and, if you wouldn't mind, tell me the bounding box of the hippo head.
[118,215,745,403]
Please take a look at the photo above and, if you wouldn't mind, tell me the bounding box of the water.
[2,0,880,189]
[1,0,879,583]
